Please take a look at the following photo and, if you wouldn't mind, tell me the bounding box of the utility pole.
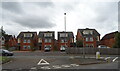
[83,37,85,58]
[64,13,67,48]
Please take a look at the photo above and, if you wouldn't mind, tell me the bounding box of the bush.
[76,40,83,47]
[113,32,120,48]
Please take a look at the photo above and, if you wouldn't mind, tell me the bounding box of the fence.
[65,47,119,55]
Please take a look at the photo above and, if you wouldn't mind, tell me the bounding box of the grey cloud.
[2,2,23,13]
[34,2,54,8]
[94,2,117,23]
[13,15,56,29]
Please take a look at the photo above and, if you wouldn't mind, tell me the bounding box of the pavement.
[1,51,120,70]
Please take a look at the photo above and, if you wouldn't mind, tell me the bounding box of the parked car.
[60,46,66,51]
[98,45,110,48]
[44,46,51,52]
[0,49,14,56]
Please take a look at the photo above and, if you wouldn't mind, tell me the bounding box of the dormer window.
[24,33,32,37]
[44,33,52,37]
[83,31,89,35]
[60,33,68,37]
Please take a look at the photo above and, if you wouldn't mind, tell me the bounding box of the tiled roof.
[4,35,12,41]
[58,31,74,38]
[101,31,118,40]
[17,31,37,39]
[38,31,55,38]
[78,28,100,37]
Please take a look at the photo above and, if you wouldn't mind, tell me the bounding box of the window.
[90,37,93,41]
[2,41,4,45]
[44,33,52,37]
[45,45,51,48]
[83,31,89,35]
[90,31,93,34]
[85,37,89,41]
[61,45,67,48]
[23,40,27,43]
[70,38,74,43]
[27,39,31,43]
[45,39,51,43]
[97,36,99,41]
[61,39,67,43]
[60,33,68,37]
[27,46,31,49]
[49,39,51,42]
[38,38,42,43]
[90,44,94,47]
[24,34,32,37]
[45,39,48,43]
[61,39,64,43]
[23,45,27,49]
[18,38,20,43]
[86,44,89,47]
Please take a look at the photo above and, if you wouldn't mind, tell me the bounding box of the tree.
[113,32,120,48]
[1,26,8,37]
[76,40,83,47]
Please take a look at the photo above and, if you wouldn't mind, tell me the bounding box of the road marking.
[37,59,49,65]
[70,64,79,67]
[113,57,118,62]
[53,65,61,69]
[70,56,74,59]
[41,66,51,69]
[31,67,36,69]
[105,57,111,60]
[61,65,71,68]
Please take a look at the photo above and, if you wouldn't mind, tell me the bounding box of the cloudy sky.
[0,0,119,39]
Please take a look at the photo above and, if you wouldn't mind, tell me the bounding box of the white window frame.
[23,45,27,49]
[27,39,31,43]
[18,38,20,43]
[97,36,100,41]
[27,45,31,49]
[23,39,27,43]
[38,38,42,43]
[85,37,89,41]
[60,33,68,37]
[90,37,93,41]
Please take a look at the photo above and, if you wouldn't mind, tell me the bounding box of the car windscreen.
[3,50,10,53]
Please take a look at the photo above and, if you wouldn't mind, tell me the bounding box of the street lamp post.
[83,37,85,58]
[64,13,67,48]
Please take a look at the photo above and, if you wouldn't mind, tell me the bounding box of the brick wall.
[100,38,115,48]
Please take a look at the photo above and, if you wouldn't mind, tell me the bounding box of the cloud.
[1,2,56,29]
[0,1,118,38]
[13,15,56,29]
[35,2,54,8]
[2,2,23,14]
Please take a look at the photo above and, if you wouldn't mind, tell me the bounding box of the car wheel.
[5,54,8,56]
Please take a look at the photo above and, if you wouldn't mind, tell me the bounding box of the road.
[2,51,119,70]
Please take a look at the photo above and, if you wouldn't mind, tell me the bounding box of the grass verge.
[0,56,11,64]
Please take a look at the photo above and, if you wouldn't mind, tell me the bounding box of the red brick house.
[58,31,74,50]
[76,28,100,48]
[4,35,17,48]
[38,31,55,51]
[17,32,37,51]
[100,31,118,48]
